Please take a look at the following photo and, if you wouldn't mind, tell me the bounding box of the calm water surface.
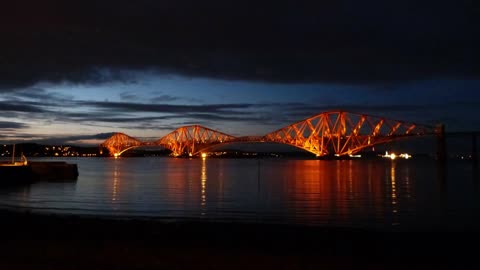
[1,157,479,231]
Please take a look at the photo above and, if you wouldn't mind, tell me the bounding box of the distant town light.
[201,153,207,158]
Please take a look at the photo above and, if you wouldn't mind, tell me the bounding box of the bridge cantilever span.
[100,111,437,157]
[262,111,434,157]
[101,125,237,157]
[155,125,237,157]
[101,133,143,157]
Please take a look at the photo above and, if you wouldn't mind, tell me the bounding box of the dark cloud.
[0,121,28,129]
[0,87,75,107]
[38,133,116,143]
[0,0,477,88]
[26,133,117,145]
[0,101,47,113]
[0,91,475,126]
[56,103,279,127]
[1,87,478,135]
[61,100,460,129]
[120,91,204,103]
[119,91,139,101]
[77,101,259,114]
[150,95,182,103]
[7,88,64,101]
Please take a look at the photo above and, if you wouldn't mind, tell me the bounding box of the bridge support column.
[435,124,447,163]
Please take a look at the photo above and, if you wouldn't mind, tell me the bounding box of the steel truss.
[263,111,431,157]
[155,125,236,156]
[101,111,435,157]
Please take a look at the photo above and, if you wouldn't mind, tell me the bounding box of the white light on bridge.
[201,153,207,159]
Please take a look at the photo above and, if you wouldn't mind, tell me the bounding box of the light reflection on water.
[201,158,207,215]
[0,157,479,230]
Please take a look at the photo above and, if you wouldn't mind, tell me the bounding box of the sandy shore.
[1,209,479,269]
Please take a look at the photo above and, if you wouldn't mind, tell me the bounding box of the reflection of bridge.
[101,111,438,157]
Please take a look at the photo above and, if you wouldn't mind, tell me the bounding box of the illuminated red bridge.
[101,111,438,157]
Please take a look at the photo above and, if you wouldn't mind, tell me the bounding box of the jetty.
[0,155,78,186]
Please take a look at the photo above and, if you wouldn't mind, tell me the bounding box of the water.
[0,157,479,231]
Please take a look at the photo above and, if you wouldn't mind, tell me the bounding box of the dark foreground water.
[1,157,479,231]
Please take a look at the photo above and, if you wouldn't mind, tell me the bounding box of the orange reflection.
[390,162,399,226]
[162,158,196,202]
[112,162,119,202]
[336,161,348,219]
[288,160,391,225]
[348,160,354,201]
[201,158,207,215]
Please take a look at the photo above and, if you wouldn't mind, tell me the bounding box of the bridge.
[101,111,439,158]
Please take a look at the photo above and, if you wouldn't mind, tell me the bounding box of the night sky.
[0,0,479,145]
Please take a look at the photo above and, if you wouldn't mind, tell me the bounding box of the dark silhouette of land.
[2,143,438,160]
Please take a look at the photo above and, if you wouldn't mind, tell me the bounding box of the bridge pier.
[435,124,447,163]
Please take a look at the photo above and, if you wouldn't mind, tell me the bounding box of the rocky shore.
[1,209,479,269]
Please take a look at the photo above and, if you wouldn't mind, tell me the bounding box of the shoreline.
[1,209,480,269]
